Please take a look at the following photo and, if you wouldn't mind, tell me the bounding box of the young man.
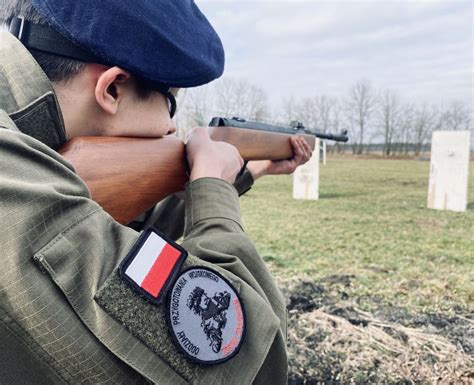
[0,1,312,384]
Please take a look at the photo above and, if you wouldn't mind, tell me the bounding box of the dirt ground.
[280,276,474,384]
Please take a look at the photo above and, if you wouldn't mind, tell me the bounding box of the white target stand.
[321,140,327,165]
[427,131,470,212]
[293,138,320,200]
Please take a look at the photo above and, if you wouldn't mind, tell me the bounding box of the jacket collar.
[0,32,66,149]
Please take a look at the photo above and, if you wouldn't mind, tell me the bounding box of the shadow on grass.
[263,255,292,268]
[319,192,365,199]
[467,202,474,210]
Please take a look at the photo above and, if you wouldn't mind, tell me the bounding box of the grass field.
[241,156,473,312]
[240,156,474,383]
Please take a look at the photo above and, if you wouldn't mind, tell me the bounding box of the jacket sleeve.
[138,168,255,241]
[0,127,286,384]
[0,128,166,383]
[180,178,287,384]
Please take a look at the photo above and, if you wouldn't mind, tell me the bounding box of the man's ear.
[95,66,131,115]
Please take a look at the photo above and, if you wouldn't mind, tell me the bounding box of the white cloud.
[196,0,473,110]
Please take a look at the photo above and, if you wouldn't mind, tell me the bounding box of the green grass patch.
[241,157,474,313]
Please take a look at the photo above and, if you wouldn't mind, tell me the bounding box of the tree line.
[175,78,473,156]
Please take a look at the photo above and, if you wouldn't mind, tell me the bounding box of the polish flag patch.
[119,228,188,305]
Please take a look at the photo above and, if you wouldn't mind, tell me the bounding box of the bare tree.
[298,97,320,129]
[330,99,346,153]
[214,78,238,117]
[174,86,214,137]
[176,77,270,138]
[247,86,269,121]
[395,104,414,155]
[177,77,470,157]
[346,119,360,154]
[330,99,342,132]
[344,79,376,154]
[281,96,300,125]
[282,95,334,132]
[215,78,268,121]
[442,101,472,131]
[186,87,212,126]
[376,89,402,156]
[413,104,435,155]
[315,95,332,133]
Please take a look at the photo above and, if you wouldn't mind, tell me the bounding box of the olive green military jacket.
[0,32,287,384]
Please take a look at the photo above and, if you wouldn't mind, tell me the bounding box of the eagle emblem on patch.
[119,228,188,305]
[166,267,246,364]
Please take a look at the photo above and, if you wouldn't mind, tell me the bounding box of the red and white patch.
[119,228,187,304]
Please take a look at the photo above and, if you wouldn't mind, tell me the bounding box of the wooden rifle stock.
[59,126,315,224]
[59,136,188,225]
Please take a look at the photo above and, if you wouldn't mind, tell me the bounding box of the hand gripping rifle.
[59,117,348,224]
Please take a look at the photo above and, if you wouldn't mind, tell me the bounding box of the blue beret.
[30,0,225,88]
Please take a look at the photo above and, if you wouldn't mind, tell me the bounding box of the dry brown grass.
[283,276,474,384]
[288,307,473,384]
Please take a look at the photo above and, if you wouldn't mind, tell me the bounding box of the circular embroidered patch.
[166,267,246,364]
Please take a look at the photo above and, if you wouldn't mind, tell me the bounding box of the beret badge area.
[167,267,246,364]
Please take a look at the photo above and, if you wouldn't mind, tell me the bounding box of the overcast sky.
[196,0,473,112]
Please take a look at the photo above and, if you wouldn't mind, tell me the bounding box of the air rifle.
[59,117,348,224]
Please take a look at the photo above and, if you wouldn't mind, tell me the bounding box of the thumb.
[187,126,210,143]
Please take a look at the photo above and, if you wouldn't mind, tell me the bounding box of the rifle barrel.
[312,131,349,142]
[209,117,349,142]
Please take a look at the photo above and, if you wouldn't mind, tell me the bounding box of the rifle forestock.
[59,127,316,224]
[208,126,315,160]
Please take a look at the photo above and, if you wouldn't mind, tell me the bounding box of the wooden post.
[427,131,470,212]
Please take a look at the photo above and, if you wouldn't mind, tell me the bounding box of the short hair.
[0,0,85,83]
